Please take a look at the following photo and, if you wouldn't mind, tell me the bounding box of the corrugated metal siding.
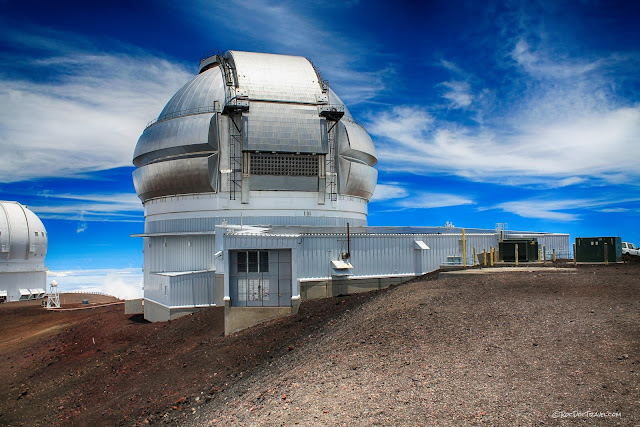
[143,227,570,309]
[169,271,216,307]
[146,272,169,306]
[0,271,47,302]
[147,235,215,273]
[145,271,216,307]
[227,232,499,280]
[504,233,570,259]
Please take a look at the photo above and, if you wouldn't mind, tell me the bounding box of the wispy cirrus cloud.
[488,197,640,222]
[371,188,474,211]
[370,98,640,185]
[0,26,192,183]
[175,0,392,105]
[440,80,473,108]
[371,183,409,202]
[27,192,142,222]
[368,5,640,190]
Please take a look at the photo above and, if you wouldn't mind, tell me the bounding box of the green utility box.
[499,239,539,262]
[575,237,622,263]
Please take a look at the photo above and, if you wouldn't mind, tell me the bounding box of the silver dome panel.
[133,157,216,201]
[159,67,225,117]
[339,121,377,166]
[228,51,321,104]
[338,159,378,200]
[133,50,377,205]
[243,103,327,154]
[134,113,218,167]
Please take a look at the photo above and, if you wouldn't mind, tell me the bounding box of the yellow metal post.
[473,246,476,266]
[538,248,542,262]
[515,244,519,265]
[552,248,556,262]
[604,242,608,265]
[483,249,487,266]
[462,228,466,267]
[490,246,494,266]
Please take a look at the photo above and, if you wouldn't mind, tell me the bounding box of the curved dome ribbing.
[132,50,377,227]
[0,201,47,262]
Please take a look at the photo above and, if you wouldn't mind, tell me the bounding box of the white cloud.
[0,30,192,183]
[511,38,610,80]
[370,183,409,201]
[491,197,640,221]
[599,208,630,213]
[396,192,474,210]
[371,104,640,184]
[76,220,88,233]
[47,268,143,300]
[28,192,143,222]
[441,81,473,108]
[494,200,583,221]
[176,0,391,105]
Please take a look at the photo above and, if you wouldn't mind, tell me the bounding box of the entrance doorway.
[229,249,292,307]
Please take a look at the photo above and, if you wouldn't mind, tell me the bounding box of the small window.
[259,251,269,272]
[237,252,247,273]
[35,232,38,236]
[237,251,269,273]
[248,251,259,272]
[164,286,167,296]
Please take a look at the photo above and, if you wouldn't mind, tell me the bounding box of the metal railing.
[199,49,224,66]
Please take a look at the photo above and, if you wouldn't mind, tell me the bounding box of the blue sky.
[1,0,638,297]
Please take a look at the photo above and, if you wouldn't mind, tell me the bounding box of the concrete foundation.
[144,298,208,322]
[224,302,299,335]
[124,299,144,314]
[300,276,409,300]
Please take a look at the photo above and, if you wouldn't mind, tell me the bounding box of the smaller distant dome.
[0,201,48,262]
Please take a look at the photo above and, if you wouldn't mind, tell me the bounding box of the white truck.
[622,242,640,256]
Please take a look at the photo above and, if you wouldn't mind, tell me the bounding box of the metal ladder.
[228,114,242,200]
[327,123,337,201]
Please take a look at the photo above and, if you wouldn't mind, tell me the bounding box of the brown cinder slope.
[184,264,639,426]
[1,265,638,426]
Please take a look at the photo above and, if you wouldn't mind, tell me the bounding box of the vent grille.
[250,153,318,176]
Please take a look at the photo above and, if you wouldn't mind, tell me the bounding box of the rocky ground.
[1,263,638,426]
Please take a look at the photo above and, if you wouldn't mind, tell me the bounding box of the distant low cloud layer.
[48,268,143,300]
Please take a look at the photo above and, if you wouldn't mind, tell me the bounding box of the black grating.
[250,153,318,176]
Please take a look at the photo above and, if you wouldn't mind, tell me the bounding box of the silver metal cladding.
[132,49,377,210]
[133,157,214,201]
[159,67,226,118]
[134,114,218,167]
[338,159,378,199]
[227,51,322,104]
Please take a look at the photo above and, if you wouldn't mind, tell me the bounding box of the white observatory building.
[133,50,569,330]
[0,201,48,302]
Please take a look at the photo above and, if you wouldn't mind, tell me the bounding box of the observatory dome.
[0,201,48,302]
[0,201,48,262]
[133,50,377,230]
